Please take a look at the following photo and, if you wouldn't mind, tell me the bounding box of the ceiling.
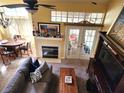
[0,0,110,5]
[0,0,22,4]
[39,0,110,4]
[40,0,109,2]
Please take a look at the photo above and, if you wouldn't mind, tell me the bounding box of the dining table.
[0,39,25,57]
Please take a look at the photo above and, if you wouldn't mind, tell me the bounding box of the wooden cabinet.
[87,32,124,93]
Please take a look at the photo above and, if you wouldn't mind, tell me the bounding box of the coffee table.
[59,68,78,93]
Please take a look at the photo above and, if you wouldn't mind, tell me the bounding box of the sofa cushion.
[33,59,40,68]
[37,61,49,74]
[40,64,52,82]
[29,63,52,83]
[2,57,53,93]
[33,82,48,93]
[30,70,42,83]
[17,57,32,78]
[23,82,47,93]
[30,61,50,83]
[32,58,40,67]
[20,57,32,68]
[1,72,26,93]
[30,59,40,72]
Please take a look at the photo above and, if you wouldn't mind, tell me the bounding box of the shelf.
[34,36,63,40]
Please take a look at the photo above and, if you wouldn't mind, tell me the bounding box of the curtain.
[8,17,33,42]
[0,7,33,42]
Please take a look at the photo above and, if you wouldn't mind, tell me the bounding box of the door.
[65,26,81,59]
[65,26,100,59]
[79,27,99,59]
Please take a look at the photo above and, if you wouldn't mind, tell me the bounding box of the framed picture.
[107,7,124,50]
[38,22,60,37]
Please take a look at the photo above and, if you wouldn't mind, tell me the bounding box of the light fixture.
[0,12,11,28]
[26,8,38,14]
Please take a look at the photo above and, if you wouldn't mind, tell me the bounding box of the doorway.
[65,26,100,59]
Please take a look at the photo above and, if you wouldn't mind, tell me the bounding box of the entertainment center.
[87,32,124,93]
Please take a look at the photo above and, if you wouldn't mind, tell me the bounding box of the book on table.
[65,76,72,84]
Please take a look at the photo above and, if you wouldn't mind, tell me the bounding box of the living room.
[0,0,124,93]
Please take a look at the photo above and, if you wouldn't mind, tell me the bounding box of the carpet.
[0,58,89,93]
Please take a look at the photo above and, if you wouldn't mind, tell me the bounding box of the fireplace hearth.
[42,46,58,58]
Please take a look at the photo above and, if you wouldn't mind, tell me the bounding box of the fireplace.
[42,46,58,58]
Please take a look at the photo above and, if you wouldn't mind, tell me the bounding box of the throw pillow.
[29,58,40,72]
[36,61,49,74]
[33,59,40,68]
[32,57,40,66]
[30,70,42,83]
[30,63,36,72]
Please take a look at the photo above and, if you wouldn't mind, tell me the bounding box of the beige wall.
[1,0,123,58]
[0,26,3,39]
[0,0,108,57]
[103,0,124,32]
[0,0,22,4]
[32,2,108,35]
[32,2,108,58]
[0,26,10,39]
[32,2,107,28]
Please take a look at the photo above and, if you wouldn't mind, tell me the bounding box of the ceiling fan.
[0,0,56,11]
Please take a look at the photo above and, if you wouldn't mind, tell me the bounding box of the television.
[98,44,124,91]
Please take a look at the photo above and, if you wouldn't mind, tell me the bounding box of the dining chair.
[0,47,16,65]
[13,35,22,40]
[19,42,32,56]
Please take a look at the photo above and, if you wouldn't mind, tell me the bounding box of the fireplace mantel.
[34,36,63,41]
[34,36,63,60]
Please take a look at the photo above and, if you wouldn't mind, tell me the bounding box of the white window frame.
[51,11,104,24]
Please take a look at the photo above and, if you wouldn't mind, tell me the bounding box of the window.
[61,12,67,22]
[84,30,96,52]
[51,11,67,22]
[0,7,33,41]
[0,7,29,19]
[51,11,104,24]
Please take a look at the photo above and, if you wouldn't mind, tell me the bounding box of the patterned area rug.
[0,58,89,93]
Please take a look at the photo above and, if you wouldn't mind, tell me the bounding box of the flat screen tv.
[98,44,124,91]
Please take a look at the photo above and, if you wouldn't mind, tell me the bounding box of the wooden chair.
[0,47,16,65]
[19,42,32,56]
[13,35,22,40]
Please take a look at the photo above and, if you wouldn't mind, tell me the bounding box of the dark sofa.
[1,57,52,93]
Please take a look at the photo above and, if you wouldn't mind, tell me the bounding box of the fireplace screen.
[42,46,58,58]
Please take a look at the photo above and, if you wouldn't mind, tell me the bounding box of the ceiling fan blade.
[38,4,56,8]
[48,7,56,10]
[0,4,28,8]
